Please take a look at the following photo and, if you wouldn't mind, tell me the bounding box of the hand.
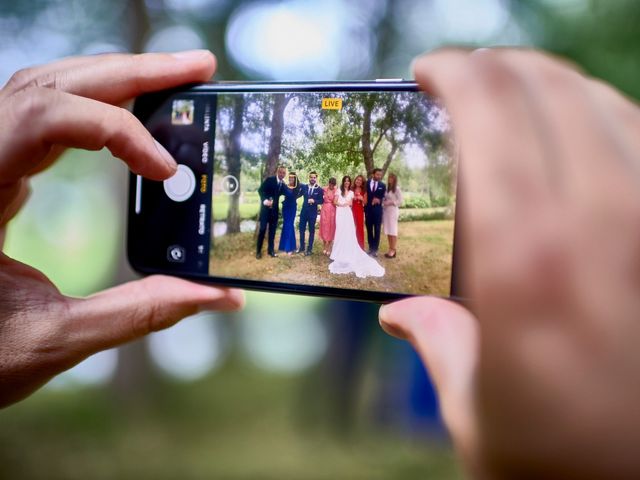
[372,197,381,206]
[263,199,273,207]
[380,48,640,478]
[0,50,244,408]
[308,198,315,204]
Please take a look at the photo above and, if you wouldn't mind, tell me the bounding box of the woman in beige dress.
[382,173,402,258]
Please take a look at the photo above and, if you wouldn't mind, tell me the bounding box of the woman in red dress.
[351,174,367,250]
[319,177,337,255]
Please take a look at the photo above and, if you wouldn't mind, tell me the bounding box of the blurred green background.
[0,1,639,479]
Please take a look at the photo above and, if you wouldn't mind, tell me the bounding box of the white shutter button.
[163,164,196,202]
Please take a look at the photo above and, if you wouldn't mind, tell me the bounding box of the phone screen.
[129,85,457,300]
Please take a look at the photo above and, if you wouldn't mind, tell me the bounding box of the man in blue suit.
[297,171,324,256]
[365,168,386,257]
[256,165,287,259]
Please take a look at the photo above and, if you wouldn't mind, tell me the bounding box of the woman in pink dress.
[351,174,367,250]
[319,177,337,255]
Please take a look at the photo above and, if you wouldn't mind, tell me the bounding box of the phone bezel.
[128,81,462,304]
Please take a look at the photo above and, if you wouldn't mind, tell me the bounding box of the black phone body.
[128,81,461,303]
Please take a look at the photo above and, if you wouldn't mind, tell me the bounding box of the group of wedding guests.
[256,165,403,279]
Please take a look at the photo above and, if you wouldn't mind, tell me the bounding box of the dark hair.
[352,174,366,191]
[309,171,317,176]
[328,177,337,186]
[371,168,382,176]
[340,175,352,196]
[387,172,398,193]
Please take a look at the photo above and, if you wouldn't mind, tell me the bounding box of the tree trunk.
[361,100,374,175]
[226,95,245,234]
[264,94,291,178]
[110,0,160,406]
[381,140,399,178]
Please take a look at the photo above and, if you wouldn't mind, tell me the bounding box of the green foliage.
[401,193,431,209]
[399,208,454,222]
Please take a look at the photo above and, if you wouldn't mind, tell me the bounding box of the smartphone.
[128,81,460,303]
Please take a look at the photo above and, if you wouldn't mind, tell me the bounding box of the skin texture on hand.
[0,50,244,408]
[380,48,640,479]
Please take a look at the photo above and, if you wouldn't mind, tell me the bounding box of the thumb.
[379,297,479,462]
[64,275,244,356]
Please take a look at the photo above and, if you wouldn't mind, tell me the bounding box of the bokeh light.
[225,0,373,80]
[144,24,206,52]
[47,349,118,389]
[240,293,327,373]
[149,312,229,380]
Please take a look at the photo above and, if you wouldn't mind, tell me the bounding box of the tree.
[290,92,450,182]
[264,94,293,178]
[225,94,245,234]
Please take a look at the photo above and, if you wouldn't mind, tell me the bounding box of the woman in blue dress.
[278,172,300,255]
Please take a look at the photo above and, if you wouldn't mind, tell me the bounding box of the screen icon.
[164,164,197,202]
[167,245,186,263]
[321,98,342,110]
[171,99,195,125]
[221,175,239,195]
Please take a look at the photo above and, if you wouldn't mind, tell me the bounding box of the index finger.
[413,49,553,230]
[4,50,216,106]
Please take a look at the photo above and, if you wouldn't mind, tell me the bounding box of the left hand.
[0,50,244,408]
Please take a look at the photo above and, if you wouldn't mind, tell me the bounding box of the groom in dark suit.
[256,165,287,259]
[365,168,386,257]
[297,171,324,256]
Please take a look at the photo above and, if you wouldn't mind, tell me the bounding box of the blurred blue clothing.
[279,186,298,252]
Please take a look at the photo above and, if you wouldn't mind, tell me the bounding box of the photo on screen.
[171,99,195,125]
[209,91,456,296]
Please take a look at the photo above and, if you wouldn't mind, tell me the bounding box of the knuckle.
[471,50,521,94]
[113,107,142,147]
[128,279,165,338]
[5,68,70,93]
[8,87,50,125]
[537,63,578,92]
[5,67,37,91]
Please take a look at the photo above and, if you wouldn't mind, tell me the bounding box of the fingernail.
[171,49,212,61]
[471,47,492,57]
[197,289,245,312]
[378,303,408,340]
[154,139,177,172]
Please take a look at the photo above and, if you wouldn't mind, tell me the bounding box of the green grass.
[213,191,261,221]
[0,359,462,480]
[210,220,454,296]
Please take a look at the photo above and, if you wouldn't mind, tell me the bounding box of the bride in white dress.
[329,176,385,278]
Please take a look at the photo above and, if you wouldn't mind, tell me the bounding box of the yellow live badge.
[321,98,343,110]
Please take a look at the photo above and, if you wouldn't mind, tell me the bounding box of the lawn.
[0,359,461,480]
[210,220,454,296]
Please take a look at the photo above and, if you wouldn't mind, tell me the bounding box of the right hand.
[263,199,273,207]
[380,48,640,479]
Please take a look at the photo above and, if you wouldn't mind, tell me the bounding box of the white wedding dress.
[329,190,385,278]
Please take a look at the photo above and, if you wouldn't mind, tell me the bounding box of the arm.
[260,178,276,207]
[258,177,269,203]
[378,184,386,201]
